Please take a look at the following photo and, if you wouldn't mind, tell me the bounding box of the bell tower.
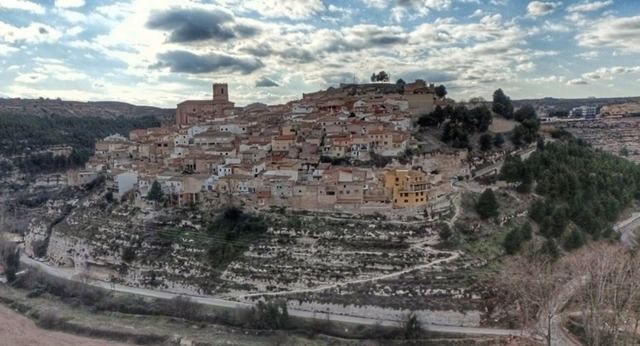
[213,83,229,103]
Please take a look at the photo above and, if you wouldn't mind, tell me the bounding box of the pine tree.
[147,180,163,202]
[504,227,524,255]
[563,229,585,251]
[476,189,499,220]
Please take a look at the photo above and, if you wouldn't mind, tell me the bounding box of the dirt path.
[238,250,460,299]
[0,304,128,346]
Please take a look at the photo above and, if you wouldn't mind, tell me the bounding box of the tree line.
[0,113,161,174]
[417,88,539,151]
[500,137,640,253]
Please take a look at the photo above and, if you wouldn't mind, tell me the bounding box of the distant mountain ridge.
[0,98,175,120]
[512,96,640,109]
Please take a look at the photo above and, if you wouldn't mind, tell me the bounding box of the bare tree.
[501,244,640,345]
[565,244,640,346]
[498,254,571,345]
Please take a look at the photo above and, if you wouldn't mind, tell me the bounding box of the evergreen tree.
[500,155,525,183]
[476,189,500,220]
[493,133,505,147]
[540,238,560,259]
[479,134,493,151]
[504,227,524,255]
[563,229,585,251]
[438,223,453,241]
[492,89,514,119]
[435,85,447,99]
[514,104,537,122]
[147,180,164,202]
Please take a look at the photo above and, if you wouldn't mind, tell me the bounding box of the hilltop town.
[4,78,640,345]
[62,80,474,215]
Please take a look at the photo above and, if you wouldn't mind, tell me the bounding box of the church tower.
[213,83,229,103]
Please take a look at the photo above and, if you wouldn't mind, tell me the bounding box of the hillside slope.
[0,98,174,120]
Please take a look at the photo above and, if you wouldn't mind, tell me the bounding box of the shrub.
[563,229,585,251]
[1,239,20,283]
[121,247,135,263]
[503,228,524,255]
[402,312,422,340]
[475,189,499,220]
[438,223,452,241]
[37,310,65,329]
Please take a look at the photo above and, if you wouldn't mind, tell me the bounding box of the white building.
[570,105,598,118]
[115,171,138,198]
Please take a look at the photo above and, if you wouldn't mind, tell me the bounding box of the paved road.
[19,254,525,338]
[615,212,640,248]
[537,213,640,345]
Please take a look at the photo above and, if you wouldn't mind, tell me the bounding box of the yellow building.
[384,169,428,208]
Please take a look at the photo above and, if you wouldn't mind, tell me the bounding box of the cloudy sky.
[0,0,639,107]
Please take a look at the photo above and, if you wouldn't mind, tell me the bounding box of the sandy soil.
[0,305,127,346]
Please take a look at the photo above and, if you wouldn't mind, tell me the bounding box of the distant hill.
[512,96,640,110]
[0,98,175,121]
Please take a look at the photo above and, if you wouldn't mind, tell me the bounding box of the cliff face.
[23,187,215,295]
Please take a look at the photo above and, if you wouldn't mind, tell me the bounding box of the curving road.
[615,212,640,248]
[19,254,525,338]
[537,212,640,345]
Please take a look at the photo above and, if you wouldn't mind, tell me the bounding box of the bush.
[479,133,493,151]
[402,312,422,340]
[0,239,20,283]
[521,223,533,241]
[160,296,203,320]
[206,207,268,267]
[503,228,524,255]
[540,238,560,259]
[475,189,499,220]
[563,229,585,251]
[37,310,65,329]
[245,300,289,329]
[121,247,135,263]
[438,223,452,241]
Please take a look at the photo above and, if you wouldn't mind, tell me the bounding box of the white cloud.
[577,15,640,53]
[583,66,640,80]
[14,58,90,83]
[54,0,85,8]
[527,1,561,17]
[15,73,46,84]
[0,21,62,44]
[469,9,485,18]
[528,75,566,83]
[0,43,18,56]
[0,0,44,14]
[577,51,599,60]
[65,26,83,36]
[567,0,613,13]
[243,0,325,19]
[516,61,536,72]
[360,0,387,9]
[567,78,588,85]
